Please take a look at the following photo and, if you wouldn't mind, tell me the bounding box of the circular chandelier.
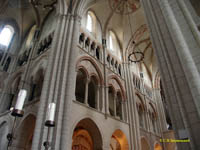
[108,0,141,15]
[108,0,144,63]
[128,41,144,63]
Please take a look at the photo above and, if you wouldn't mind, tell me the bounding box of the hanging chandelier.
[108,0,144,63]
[126,0,144,63]
[128,41,144,63]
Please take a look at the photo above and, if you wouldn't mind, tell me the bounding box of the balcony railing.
[78,30,123,77]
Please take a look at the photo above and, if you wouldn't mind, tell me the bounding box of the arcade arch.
[110,129,129,150]
[154,143,162,150]
[141,137,150,150]
[15,114,36,150]
[72,118,103,150]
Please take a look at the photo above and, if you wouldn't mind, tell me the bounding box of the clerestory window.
[0,25,14,47]
[86,13,93,32]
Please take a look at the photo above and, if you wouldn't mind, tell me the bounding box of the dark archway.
[88,76,98,109]
[116,92,122,120]
[15,114,36,150]
[0,122,8,150]
[72,118,103,150]
[108,86,115,116]
[154,143,162,150]
[110,129,129,150]
[75,69,87,103]
[29,69,44,101]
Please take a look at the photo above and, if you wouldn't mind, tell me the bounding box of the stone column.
[106,87,110,115]
[84,79,89,106]
[123,62,140,150]
[113,93,117,117]
[101,85,105,113]
[96,85,100,110]
[154,89,168,133]
[145,105,151,132]
[31,1,83,149]
[141,0,200,149]
[121,101,125,121]
[124,101,128,122]
[102,38,109,115]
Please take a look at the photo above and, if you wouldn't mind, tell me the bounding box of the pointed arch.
[108,75,126,100]
[135,92,146,111]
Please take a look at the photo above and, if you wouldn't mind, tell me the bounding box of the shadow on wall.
[0,121,9,150]
[14,114,36,150]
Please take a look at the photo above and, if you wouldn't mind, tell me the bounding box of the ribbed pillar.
[106,87,110,115]
[58,13,82,150]
[84,79,89,106]
[113,93,117,117]
[121,101,125,121]
[31,12,72,150]
[96,85,100,110]
[101,85,105,113]
[154,89,168,133]
[123,62,140,150]
[141,0,200,149]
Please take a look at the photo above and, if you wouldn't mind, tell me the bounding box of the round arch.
[108,75,126,100]
[154,142,162,150]
[76,56,104,85]
[110,129,129,150]
[15,114,36,150]
[72,118,103,150]
[135,93,147,112]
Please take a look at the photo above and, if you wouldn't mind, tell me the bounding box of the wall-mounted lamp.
[7,89,27,149]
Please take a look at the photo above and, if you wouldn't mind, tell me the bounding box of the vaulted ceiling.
[0,0,158,85]
[0,0,55,42]
[85,0,157,84]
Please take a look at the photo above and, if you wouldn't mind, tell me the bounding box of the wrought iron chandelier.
[109,0,144,63]
[128,41,144,63]
[126,1,144,63]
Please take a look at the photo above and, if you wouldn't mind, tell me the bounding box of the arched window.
[86,12,93,32]
[109,33,114,50]
[86,11,98,35]
[75,69,87,103]
[108,86,115,116]
[108,30,121,60]
[137,104,144,128]
[116,92,123,120]
[29,69,44,101]
[88,76,98,109]
[149,104,157,133]
[0,25,14,47]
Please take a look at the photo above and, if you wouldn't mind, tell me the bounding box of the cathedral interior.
[0,0,200,150]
